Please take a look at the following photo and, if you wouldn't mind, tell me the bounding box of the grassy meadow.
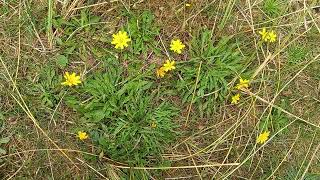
[0,0,320,179]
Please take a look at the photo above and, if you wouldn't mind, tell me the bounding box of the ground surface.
[0,0,320,179]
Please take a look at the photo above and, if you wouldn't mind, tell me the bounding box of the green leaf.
[65,74,179,164]
[80,10,88,26]
[92,109,105,122]
[0,137,9,144]
[0,148,6,155]
[56,54,68,68]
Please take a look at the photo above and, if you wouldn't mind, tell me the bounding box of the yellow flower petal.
[259,28,277,43]
[77,131,88,140]
[151,121,157,128]
[156,67,166,78]
[268,31,277,43]
[111,30,131,49]
[61,72,81,87]
[259,27,269,42]
[231,94,240,104]
[162,60,176,72]
[257,131,270,144]
[170,39,185,54]
[236,78,250,90]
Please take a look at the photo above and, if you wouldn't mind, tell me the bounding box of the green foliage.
[55,54,69,68]
[0,137,9,155]
[284,167,320,180]
[53,10,101,35]
[0,3,9,14]
[126,11,160,55]
[66,64,178,165]
[29,66,63,109]
[218,0,236,30]
[287,44,309,64]
[259,99,290,134]
[262,0,286,17]
[53,10,101,55]
[177,29,244,117]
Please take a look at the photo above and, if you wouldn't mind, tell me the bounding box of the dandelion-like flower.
[162,60,176,72]
[256,131,270,144]
[231,94,240,104]
[61,72,81,87]
[156,67,166,78]
[236,78,250,90]
[268,31,277,42]
[186,3,191,7]
[259,28,269,42]
[111,30,131,49]
[77,131,88,140]
[170,39,185,54]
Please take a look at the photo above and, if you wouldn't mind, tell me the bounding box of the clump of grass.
[53,10,101,56]
[29,66,63,109]
[259,99,291,135]
[287,44,310,64]
[262,0,286,18]
[125,10,160,56]
[65,62,179,165]
[177,29,244,117]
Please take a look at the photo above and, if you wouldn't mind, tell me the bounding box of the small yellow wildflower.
[156,67,166,78]
[236,78,250,90]
[259,28,269,42]
[186,3,191,7]
[259,28,277,43]
[256,131,270,144]
[231,94,240,104]
[162,60,176,72]
[61,72,81,87]
[151,121,157,128]
[77,131,88,140]
[268,31,277,42]
[111,30,131,49]
[170,39,185,54]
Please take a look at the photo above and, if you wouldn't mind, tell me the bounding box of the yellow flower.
[162,60,176,72]
[111,30,131,49]
[61,72,81,87]
[77,131,88,140]
[151,121,157,128]
[256,131,270,144]
[236,78,250,90]
[156,67,166,78]
[231,94,240,104]
[170,39,185,54]
[268,31,277,42]
[186,3,191,7]
[259,28,277,43]
[259,28,269,42]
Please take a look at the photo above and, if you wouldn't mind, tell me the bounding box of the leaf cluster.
[177,29,244,116]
